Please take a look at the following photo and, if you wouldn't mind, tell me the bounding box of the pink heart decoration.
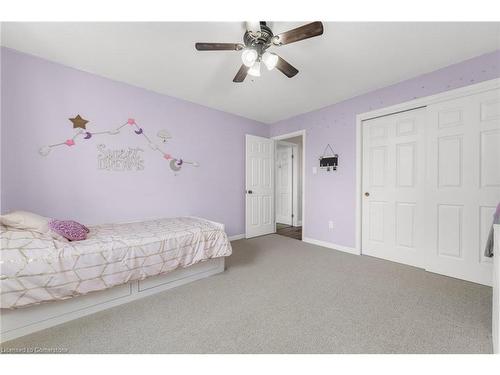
[127,118,136,125]
[65,139,75,146]
[163,154,172,160]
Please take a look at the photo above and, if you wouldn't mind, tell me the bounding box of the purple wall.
[0,47,267,236]
[270,50,500,248]
[2,46,499,244]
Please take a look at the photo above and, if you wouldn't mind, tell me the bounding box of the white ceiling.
[2,22,499,123]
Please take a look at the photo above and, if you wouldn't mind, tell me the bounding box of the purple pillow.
[49,219,90,241]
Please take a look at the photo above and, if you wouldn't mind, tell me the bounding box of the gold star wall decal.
[69,114,89,129]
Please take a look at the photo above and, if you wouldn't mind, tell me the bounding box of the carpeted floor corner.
[1,234,493,353]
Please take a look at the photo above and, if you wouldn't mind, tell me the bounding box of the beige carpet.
[1,235,493,353]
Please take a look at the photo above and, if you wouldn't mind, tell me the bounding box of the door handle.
[364,192,370,197]
[246,190,253,194]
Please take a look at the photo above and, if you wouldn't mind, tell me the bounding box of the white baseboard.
[228,234,245,241]
[302,237,360,255]
[228,234,360,257]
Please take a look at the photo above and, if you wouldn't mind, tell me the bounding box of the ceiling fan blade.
[233,65,249,83]
[273,21,324,46]
[195,43,244,51]
[275,56,299,78]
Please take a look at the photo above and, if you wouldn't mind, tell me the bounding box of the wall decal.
[170,159,182,172]
[97,144,144,171]
[157,129,172,142]
[39,116,199,173]
[69,114,89,129]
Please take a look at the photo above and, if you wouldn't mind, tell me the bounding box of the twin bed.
[0,216,232,342]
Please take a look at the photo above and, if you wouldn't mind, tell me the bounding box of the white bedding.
[0,217,232,309]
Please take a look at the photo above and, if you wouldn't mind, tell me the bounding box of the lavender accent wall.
[0,47,268,236]
[270,50,500,248]
[2,47,499,244]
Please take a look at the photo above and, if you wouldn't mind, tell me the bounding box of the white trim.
[355,78,500,257]
[291,143,300,227]
[303,237,359,255]
[272,130,306,239]
[228,234,245,241]
[355,109,362,254]
[272,130,305,140]
[493,224,500,354]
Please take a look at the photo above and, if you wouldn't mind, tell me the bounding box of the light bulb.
[248,61,261,77]
[262,51,278,70]
[241,49,258,67]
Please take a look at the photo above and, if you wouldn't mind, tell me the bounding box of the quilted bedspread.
[0,217,232,309]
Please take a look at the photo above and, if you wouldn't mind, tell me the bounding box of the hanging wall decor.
[157,129,172,143]
[69,114,89,129]
[39,115,199,173]
[319,144,338,171]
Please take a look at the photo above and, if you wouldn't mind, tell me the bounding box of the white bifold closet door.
[362,107,427,269]
[424,89,499,286]
[362,88,499,286]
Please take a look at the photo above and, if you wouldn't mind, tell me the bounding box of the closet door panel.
[424,89,499,286]
[362,108,426,268]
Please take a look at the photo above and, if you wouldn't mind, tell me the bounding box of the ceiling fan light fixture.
[246,21,261,37]
[241,48,258,67]
[248,61,261,77]
[195,21,324,82]
[262,51,279,70]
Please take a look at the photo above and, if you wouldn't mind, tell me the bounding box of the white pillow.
[0,210,50,233]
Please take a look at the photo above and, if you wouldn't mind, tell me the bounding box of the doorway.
[274,135,303,240]
[245,131,306,240]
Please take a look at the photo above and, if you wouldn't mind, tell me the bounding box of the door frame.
[272,130,306,237]
[355,78,500,255]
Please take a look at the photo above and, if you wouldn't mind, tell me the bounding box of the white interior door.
[362,108,427,268]
[424,89,499,285]
[246,135,275,238]
[276,142,293,225]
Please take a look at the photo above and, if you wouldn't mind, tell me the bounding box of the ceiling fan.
[195,21,324,82]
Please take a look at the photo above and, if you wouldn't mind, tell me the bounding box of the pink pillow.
[48,219,90,241]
